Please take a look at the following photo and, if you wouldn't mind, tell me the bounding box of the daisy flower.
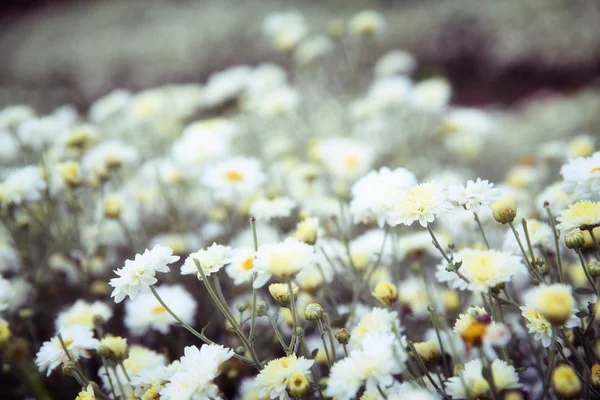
[447,178,500,212]
[521,306,577,348]
[556,200,600,232]
[55,300,113,329]
[410,77,451,112]
[225,248,257,286]
[350,167,417,227]
[253,355,314,400]
[124,285,197,335]
[181,243,233,280]
[253,238,314,288]
[109,245,180,303]
[350,307,402,348]
[436,249,525,292]
[524,283,577,326]
[348,10,385,37]
[374,50,417,77]
[35,325,99,376]
[316,137,375,181]
[0,166,47,205]
[560,151,600,200]
[386,181,452,227]
[249,196,296,222]
[202,157,266,202]
[445,359,521,399]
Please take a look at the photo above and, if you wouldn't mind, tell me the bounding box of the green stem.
[287,279,299,353]
[427,223,452,263]
[545,206,564,283]
[508,222,542,282]
[250,217,259,344]
[576,248,598,296]
[316,319,332,367]
[540,329,557,400]
[473,212,490,249]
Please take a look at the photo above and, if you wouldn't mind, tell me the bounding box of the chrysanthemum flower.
[55,300,113,329]
[201,157,266,202]
[253,238,314,288]
[386,181,452,227]
[556,200,600,232]
[109,245,179,303]
[225,248,257,286]
[448,178,500,212]
[181,243,233,280]
[521,306,577,348]
[436,249,525,292]
[560,151,600,200]
[253,355,314,400]
[524,283,577,326]
[249,196,296,222]
[35,325,99,376]
[445,359,521,399]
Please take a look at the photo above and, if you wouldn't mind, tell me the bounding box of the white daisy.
[181,243,233,280]
[447,178,500,212]
[253,238,314,288]
[386,181,452,227]
[35,325,99,376]
[253,355,314,400]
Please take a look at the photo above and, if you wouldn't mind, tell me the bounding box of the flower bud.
[491,195,517,224]
[236,302,249,313]
[372,282,397,307]
[60,161,82,188]
[589,259,600,278]
[0,321,11,347]
[565,228,585,249]
[97,336,128,362]
[294,217,319,245]
[62,361,76,376]
[553,364,582,399]
[592,365,600,388]
[235,346,246,355]
[269,283,298,308]
[103,197,121,219]
[413,340,440,363]
[93,315,105,327]
[504,391,524,400]
[287,372,310,398]
[255,300,269,317]
[304,303,324,321]
[335,328,350,345]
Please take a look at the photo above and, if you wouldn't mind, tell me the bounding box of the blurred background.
[2,0,600,113]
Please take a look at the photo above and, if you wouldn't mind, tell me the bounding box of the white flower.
[253,238,314,288]
[0,131,19,162]
[88,89,131,123]
[109,245,180,303]
[248,86,300,118]
[374,50,417,77]
[536,182,574,215]
[524,283,577,326]
[445,359,521,399]
[0,166,46,205]
[0,242,20,273]
[411,78,451,112]
[386,181,452,227]
[561,151,600,200]
[225,248,257,286]
[201,65,252,108]
[367,76,413,108]
[263,11,309,52]
[249,196,296,222]
[202,157,266,202]
[0,104,34,129]
[397,277,444,317]
[556,200,600,232]
[171,122,233,168]
[16,114,71,150]
[316,137,376,181]
[350,307,402,348]
[253,355,314,400]
[520,306,578,348]
[35,325,99,376]
[245,63,287,96]
[130,366,170,398]
[447,178,500,212]
[348,10,385,37]
[436,249,525,292]
[161,344,234,400]
[0,277,14,311]
[350,167,417,227]
[294,35,335,65]
[181,243,233,279]
[81,140,139,175]
[125,285,197,335]
[55,300,112,329]
[389,383,438,400]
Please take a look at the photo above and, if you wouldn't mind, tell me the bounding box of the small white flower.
[0,166,47,205]
[181,243,233,280]
[411,78,451,112]
[225,248,257,286]
[316,137,376,181]
[249,196,296,222]
[386,181,452,227]
[109,245,180,303]
[253,238,314,288]
[445,358,521,399]
[374,50,417,77]
[447,178,500,212]
[35,325,99,376]
[0,277,14,311]
[202,157,266,202]
[348,10,385,37]
[55,300,112,329]
[561,151,600,200]
[253,354,314,400]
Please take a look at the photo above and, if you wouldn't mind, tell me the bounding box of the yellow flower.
[553,364,581,399]
[372,282,398,307]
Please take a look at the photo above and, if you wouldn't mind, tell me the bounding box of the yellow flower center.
[344,154,360,171]
[225,170,244,182]
[591,166,600,174]
[151,305,168,315]
[64,340,74,348]
[241,257,254,271]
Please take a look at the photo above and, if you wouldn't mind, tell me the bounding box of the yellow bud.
[97,336,128,361]
[103,197,121,219]
[373,282,397,307]
[591,365,600,388]
[269,283,298,308]
[443,290,460,313]
[0,321,11,346]
[142,386,160,400]
[413,340,440,363]
[294,217,319,245]
[504,391,524,400]
[553,364,581,399]
[287,372,310,397]
[491,195,517,224]
[60,161,82,188]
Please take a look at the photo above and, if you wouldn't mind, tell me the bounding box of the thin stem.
[521,218,537,267]
[100,358,117,400]
[473,212,490,249]
[119,362,131,383]
[406,341,448,399]
[540,329,557,400]
[508,222,542,282]
[545,206,564,283]
[576,249,598,296]
[317,319,333,367]
[589,228,600,259]
[267,314,290,353]
[427,223,452,263]
[428,307,450,378]
[323,313,337,363]
[250,217,259,345]
[287,279,299,353]
[111,366,127,399]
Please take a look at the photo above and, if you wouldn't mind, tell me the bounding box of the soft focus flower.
[253,355,314,400]
[109,245,180,303]
[387,181,452,227]
[561,151,600,200]
[448,178,500,212]
[202,157,266,202]
[556,200,600,232]
[253,238,314,288]
[249,196,296,222]
[348,10,385,37]
[524,283,576,326]
[35,325,99,376]
[181,243,233,280]
[55,300,113,329]
[445,358,521,399]
[0,166,46,205]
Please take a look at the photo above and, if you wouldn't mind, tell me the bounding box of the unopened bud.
[93,315,105,327]
[255,300,269,317]
[103,197,121,219]
[553,364,582,399]
[504,391,524,400]
[491,195,517,224]
[589,259,600,278]
[304,303,324,321]
[0,321,11,347]
[237,302,249,313]
[269,283,298,308]
[97,336,128,362]
[62,361,75,376]
[287,372,310,397]
[413,340,441,363]
[59,161,82,188]
[372,282,397,307]
[335,328,350,345]
[235,346,246,355]
[592,365,600,388]
[565,228,585,249]
[294,217,319,245]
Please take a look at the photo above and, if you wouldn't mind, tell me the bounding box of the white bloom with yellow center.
[350,307,402,348]
[249,196,296,222]
[561,151,600,200]
[453,306,488,335]
[248,86,300,118]
[410,78,451,112]
[374,50,417,77]
[253,238,314,288]
[524,284,577,326]
[171,129,232,169]
[521,306,575,348]
[445,358,521,399]
[202,157,266,202]
[316,137,375,181]
[350,167,417,227]
[109,245,180,303]
[367,76,413,108]
[253,355,314,400]
[448,178,500,212]
[81,140,139,175]
[387,181,452,227]
[436,249,525,292]
[124,284,197,335]
[35,325,99,376]
[536,182,574,215]
[556,200,600,232]
[262,11,309,52]
[397,277,443,317]
[181,243,233,280]
[55,300,112,329]
[88,89,131,123]
[348,10,385,37]
[0,166,46,205]
[225,248,257,286]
